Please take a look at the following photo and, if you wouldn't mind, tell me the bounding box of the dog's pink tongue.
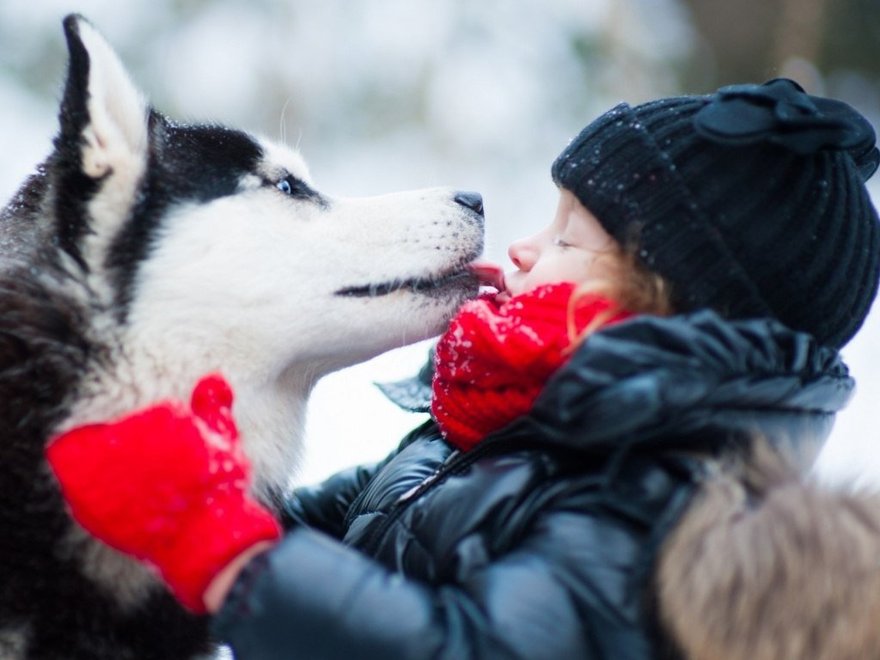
[468,261,505,291]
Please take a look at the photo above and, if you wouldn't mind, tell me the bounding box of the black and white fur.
[0,15,484,660]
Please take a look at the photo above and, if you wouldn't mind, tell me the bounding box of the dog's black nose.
[454,191,484,216]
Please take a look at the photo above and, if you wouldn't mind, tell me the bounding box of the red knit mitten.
[45,374,281,614]
[432,283,633,450]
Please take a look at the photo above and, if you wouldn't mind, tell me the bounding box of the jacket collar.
[379,311,853,457]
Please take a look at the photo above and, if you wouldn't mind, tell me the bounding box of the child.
[47,79,880,659]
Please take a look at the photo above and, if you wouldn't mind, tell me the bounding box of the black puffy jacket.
[212,311,852,659]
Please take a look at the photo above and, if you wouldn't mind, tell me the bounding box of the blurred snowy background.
[1,0,879,487]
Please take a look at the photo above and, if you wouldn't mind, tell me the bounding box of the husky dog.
[0,14,484,660]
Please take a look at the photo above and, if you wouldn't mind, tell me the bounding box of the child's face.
[503,189,622,298]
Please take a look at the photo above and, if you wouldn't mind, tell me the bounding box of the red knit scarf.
[431,282,633,451]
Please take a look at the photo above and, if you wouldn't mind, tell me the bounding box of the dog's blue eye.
[270,174,326,208]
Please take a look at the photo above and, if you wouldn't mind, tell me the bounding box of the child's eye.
[553,236,572,248]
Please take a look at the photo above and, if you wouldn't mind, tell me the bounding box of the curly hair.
[567,244,673,344]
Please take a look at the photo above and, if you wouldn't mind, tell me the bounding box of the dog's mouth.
[335,265,480,298]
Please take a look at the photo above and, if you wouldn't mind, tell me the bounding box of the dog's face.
[55,15,482,369]
[36,15,483,495]
[128,147,484,376]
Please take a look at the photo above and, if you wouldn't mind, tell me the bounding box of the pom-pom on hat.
[552,78,880,348]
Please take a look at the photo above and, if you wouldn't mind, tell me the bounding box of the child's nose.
[508,239,535,270]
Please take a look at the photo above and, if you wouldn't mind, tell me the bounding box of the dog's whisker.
[278,95,294,145]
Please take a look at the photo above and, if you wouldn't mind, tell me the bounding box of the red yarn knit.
[46,375,281,614]
[432,282,633,451]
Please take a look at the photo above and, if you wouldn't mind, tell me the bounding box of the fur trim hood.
[659,443,880,660]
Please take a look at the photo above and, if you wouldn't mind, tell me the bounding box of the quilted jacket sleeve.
[279,421,433,534]
[280,463,381,535]
[213,453,695,660]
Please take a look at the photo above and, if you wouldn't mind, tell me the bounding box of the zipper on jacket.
[395,450,460,504]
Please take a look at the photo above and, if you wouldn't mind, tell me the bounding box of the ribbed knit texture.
[552,94,880,348]
[432,283,633,451]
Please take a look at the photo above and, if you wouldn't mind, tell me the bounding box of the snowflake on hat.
[432,283,634,451]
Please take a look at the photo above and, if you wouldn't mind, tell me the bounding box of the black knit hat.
[552,78,880,348]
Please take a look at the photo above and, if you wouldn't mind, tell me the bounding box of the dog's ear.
[58,14,148,179]
[54,14,150,269]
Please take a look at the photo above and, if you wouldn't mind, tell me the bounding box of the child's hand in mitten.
[45,374,281,613]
